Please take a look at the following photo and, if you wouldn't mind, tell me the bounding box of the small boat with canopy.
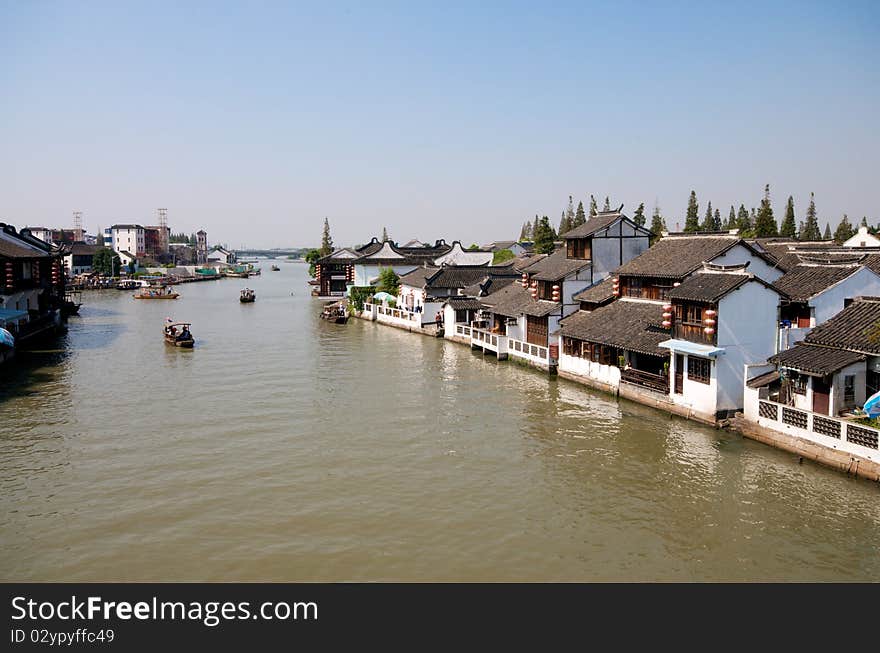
[164,319,194,347]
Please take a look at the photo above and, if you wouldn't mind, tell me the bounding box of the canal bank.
[3,265,880,582]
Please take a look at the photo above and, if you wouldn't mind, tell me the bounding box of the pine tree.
[833,214,855,244]
[700,201,714,231]
[725,206,736,230]
[558,210,570,236]
[800,192,822,241]
[649,205,666,245]
[381,226,389,242]
[321,218,333,256]
[779,195,796,238]
[823,223,832,240]
[603,196,611,212]
[684,190,700,232]
[714,208,722,231]
[798,221,804,238]
[589,195,598,218]
[861,216,869,228]
[633,202,646,227]
[574,200,586,227]
[753,184,778,237]
[533,215,556,254]
[519,221,530,241]
[564,196,575,233]
[735,205,752,236]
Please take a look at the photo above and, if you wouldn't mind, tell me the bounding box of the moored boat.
[61,290,83,316]
[164,321,194,347]
[240,288,256,303]
[271,265,280,271]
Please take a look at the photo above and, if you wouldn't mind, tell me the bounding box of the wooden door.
[812,377,831,415]
[674,354,684,394]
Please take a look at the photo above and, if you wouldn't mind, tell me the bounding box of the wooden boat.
[240,288,256,303]
[61,291,82,316]
[320,302,349,324]
[164,322,194,348]
[134,285,179,299]
[271,265,280,271]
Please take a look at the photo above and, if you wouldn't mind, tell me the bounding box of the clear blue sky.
[1,1,878,248]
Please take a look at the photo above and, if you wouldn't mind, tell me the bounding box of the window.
[844,375,855,404]
[566,238,590,259]
[790,373,807,395]
[687,356,711,384]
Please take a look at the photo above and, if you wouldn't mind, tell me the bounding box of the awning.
[0,308,29,327]
[747,370,780,388]
[658,339,725,358]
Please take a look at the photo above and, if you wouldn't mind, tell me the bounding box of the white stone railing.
[455,324,472,338]
[755,398,879,462]
[375,305,420,324]
[471,327,507,354]
[507,337,548,363]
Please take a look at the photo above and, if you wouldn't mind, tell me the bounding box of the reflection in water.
[1,263,879,581]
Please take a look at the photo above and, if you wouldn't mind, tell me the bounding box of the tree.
[558,210,570,236]
[724,206,736,230]
[736,204,752,235]
[305,248,321,277]
[376,267,400,295]
[779,195,797,238]
[574,200,586,227]
[533,215,556,254]
[467,243,481,250]
[800,192,822,241]
[823,223,832,240]
[561,195,576,235]
[492,249,515,265]
[714,208,722,231]
[753,184,778,237]
[684,190,700,232]
[91,247,120,276]
[861,216,869,228]
[603,196,611,212]
[700,201,714,231]
[833,214,855,244]
[321,218,333,255]
[649,205,667,244]
[633,202,646,227]
[589,195,598,218]
[519,221,532,241]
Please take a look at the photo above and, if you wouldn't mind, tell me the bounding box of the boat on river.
[61,290,82,316]
[134,285,179,299]
[240,288,256,303]
[320,301,348,324]
[164,321,194,348]
[271,265,280,271]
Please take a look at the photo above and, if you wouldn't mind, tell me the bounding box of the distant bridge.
[233,248,307,259]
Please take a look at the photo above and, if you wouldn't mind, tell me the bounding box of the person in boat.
[177,326,191,341]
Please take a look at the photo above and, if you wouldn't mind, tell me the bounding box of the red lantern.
[662,311,672,319]
[704,317,716,326]
[662,320,672,328]
[705,309,717,317]
[704,327,715,335]
[662,303,672,311]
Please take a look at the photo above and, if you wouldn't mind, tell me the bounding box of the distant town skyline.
[2,1,878,248]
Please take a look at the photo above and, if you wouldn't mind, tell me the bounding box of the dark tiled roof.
[513,252,547,271]
[481,283,560,318]
[560,211,625,238]
[463,275,517,297]
[521,247,590,281]
[772,264,862,301]
[667,272,774,303]
[572,277,616,304]
[746,369,780,388]
[0,225,55,258]
[769,344,865,375]
[558,300,670,356]
[615,235,742,279]
[68,242,100,255]
[398,266,439,287]
[802,297,880,354]
[109,224,144,230]
[444,296,484,310]
[427,265,494,289]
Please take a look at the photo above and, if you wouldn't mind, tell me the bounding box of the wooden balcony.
[620,367,670,394]
[673,323,717,345]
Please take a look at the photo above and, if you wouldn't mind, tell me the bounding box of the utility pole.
[73,211,83,242]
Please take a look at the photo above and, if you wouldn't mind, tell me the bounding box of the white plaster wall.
[558,353,622,388]
[354,263,419,287]
[714,281,781,411]
[711,244,784,282]
[811,267,880,325]
[831,361,866,415]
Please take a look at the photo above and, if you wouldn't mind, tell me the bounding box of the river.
[1,263,878,581]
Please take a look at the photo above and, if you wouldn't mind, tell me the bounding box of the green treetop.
[320,218,333,256]
[753,184,778,237]
[633,202,646,227]
[724,206,736,230]
[823,223,832,240]
[533,215,556,254]
[779,195,797,238]
[800,192,822,241]
[589,195,598,218]
[700,200,714,231]
[736,204,752,235]
[684,190,700,232]
[376,267,400,295]
[649,205,666,244]
[833,214,855,244]
[602,196,611,212]
[574,200,586,227]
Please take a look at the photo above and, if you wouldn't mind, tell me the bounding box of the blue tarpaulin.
[863,390,880,418]
[0,327,14,348]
